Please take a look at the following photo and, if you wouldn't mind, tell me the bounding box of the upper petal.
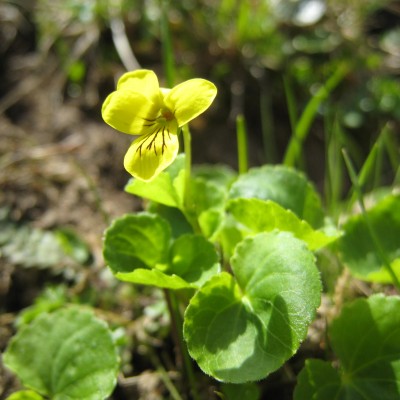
[163,79,217,126]
[117,69,162,107]
[124,128,180,181]
[102,89,159,135]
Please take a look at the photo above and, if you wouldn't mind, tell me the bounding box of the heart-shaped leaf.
[184,231,321,383]
[3,307,119,400]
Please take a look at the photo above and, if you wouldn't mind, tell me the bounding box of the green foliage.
[338,194,400,283]
[104,213,220,289]
[229,165,324,228]
[6,391,44,400]
[184,231,321,383]
[294,294,400,399]
[226,198,338,250]
[3,307,119,400]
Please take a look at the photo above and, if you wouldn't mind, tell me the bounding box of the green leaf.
[6,391,44,400]
[229,165,324,227]
[116,268,193,290]
[338,194,400,283]
[124,154,185,208]
[294,359,341,400]
[116,234,220,289]
[103,213,171,273]
[294,294,400,400]
[227,198,338,250]
[193,164,237,188]
[147,203,193,238]
[3,307,119,400]
[167,234,220,287]
[184,231,321,383]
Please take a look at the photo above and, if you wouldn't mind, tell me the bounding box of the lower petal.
[124,129,180,181]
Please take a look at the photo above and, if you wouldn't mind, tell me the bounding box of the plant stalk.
[236,114,248,174]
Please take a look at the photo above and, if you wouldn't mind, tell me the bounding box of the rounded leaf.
[184,231,321,383]
[3,308,119,400]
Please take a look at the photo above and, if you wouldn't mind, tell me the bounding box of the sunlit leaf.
[184,231,321,383]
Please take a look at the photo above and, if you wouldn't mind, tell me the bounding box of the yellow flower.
[101,69,217,181]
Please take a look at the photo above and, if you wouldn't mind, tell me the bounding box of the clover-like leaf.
[184,231,321,383]
[338,194,400,283]
[103,213,171,273]
[294,294,400,400]
[229,165,324,227]
[227,198,338,250]
[3,307,119,400]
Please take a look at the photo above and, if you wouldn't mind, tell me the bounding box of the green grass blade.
[284,63,350,167]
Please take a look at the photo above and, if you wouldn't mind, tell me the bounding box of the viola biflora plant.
[102,70,329,387]
[4,69,400,400]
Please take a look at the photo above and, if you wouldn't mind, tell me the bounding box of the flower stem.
[160,0,175,87]
[182,124,192,211]
[236,114,248,174]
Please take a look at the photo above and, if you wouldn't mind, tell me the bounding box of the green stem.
[164,290,200,400]
[236,114,248,174]
[342,149,400,291]
[160,0,175,87]
[148,347,184,400]
[284,62,349,167]
[182,124,192,212]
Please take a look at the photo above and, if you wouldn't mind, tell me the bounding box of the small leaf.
[116,268,192,290]
[184,231,321,383]
[3,307,119,400]
[103,213,171,273]
[294,294,400,400]
[168,234,220,287]
[338,194,400,283]
[229,165,324,227]
[124,154,185,208]
[6,391,44,400]
[227,198,338,250]
[117,234,220,289]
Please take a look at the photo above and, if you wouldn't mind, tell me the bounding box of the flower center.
[157,108,174,126]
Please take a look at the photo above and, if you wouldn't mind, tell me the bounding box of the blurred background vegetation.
[1,0,399,398]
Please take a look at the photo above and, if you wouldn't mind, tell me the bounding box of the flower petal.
[124,129,180,181]
[102,89,159,135]
[117,69,161,107]
[164,79,217,126]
